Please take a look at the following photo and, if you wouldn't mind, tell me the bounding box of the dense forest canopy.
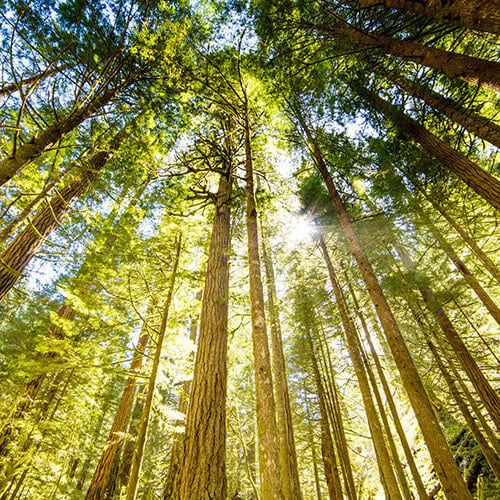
[0,0,499,498]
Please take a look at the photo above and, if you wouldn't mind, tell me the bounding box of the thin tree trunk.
[356,0,500,35]
[297,113,471,499]
[416,187,500,284]
[349,81,500,210]
[261,218,303,500]
[163,292,199,499]
[0,150,110,301]
[125,236,181,500]
[344,270,429,499]
[305,330,344,500]
[396,245,500,432]
[318,236,402,499]
[303,21,500,91]
[416,209,500,324]
[177,163,233,500]
[85,301,155,499]
[243,106,284,500]
[0,64,71,98]
[371,63,500,148]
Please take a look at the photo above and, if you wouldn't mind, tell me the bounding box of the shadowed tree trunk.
[85,301,155,499]
[243,103,284,500]
[303,21,500,91]
[261,217,303,500]
[318,235,402,499]
[177,160,233,500]
[356,0,500,35]
[349,81,500,210]
[125,236,181,500]
[371,63,500,148]
[297,112,471,499]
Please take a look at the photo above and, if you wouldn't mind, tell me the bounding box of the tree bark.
[243,106,284,500]
[319,236,402,500]
[0,150,110,302]
[0,84,120,186]
[297,113,471,499]
[261,219,303,500]
[177,165,233,500]
[304,21,500,91]
[349,81,500,210]
[305,329,344,500]
[371,63,500,148]
[125,236,181,500]
[85,301,155,499]
[356,0,500,35]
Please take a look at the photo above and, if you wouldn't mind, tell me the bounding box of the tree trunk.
[356,0,500,35]
[0,84,121,186]
[243,106,284,500]
[85,301,155,499]
[344,271,429,499]
[319,236,402,500]
[416,209,500,324]
[0,150,110,302]
[396,245,500,432]
[305,330,344,500]
[177,164,233,500]
[297,114,471,499]
[0,64,71,98]
[349,81,500,210]
[371,63,500,148]
[261,218,303,500]
[304,21,500,91]
[416,187,500,284]
[125,236,181,500]
[163,292,200,499]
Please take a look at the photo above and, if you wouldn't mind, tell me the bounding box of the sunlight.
[286,214,315,244]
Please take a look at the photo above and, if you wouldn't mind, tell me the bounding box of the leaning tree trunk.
[177,164,233,500]
[349,81,500,210]
[85,301,155,499]
[261,218,303,500]
[243,106,284,500]
[0,150,110,302]
[415,208,500,324]
[319,236,402,500]
[296,113,471,499]
[305,330,344,500]
[371,63,500,148]
[303,21,500,91]
[125,236,181,500]
[356,0,500,35]
[396,245,500,432]
[0,82,122,186]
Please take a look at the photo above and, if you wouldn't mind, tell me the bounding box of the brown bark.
[396,246,500,432]
[0,84,121,186]
[297,114,471,499]
[0,150,110,302]
[85,302,155,499]
[243,107,284,500]
[261,220,303,500]
[319,236,402,499]
[125,236,181,500]
[306,330,344,500]
[304,21,500,91]
[372,64,500,148]
[0,64,70,98]
[345,273,429,499]
[356,0,500,35]
[416,209,500,324]
[177,165,233,500]
[350,81,500,210]
[163,293,199,499]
